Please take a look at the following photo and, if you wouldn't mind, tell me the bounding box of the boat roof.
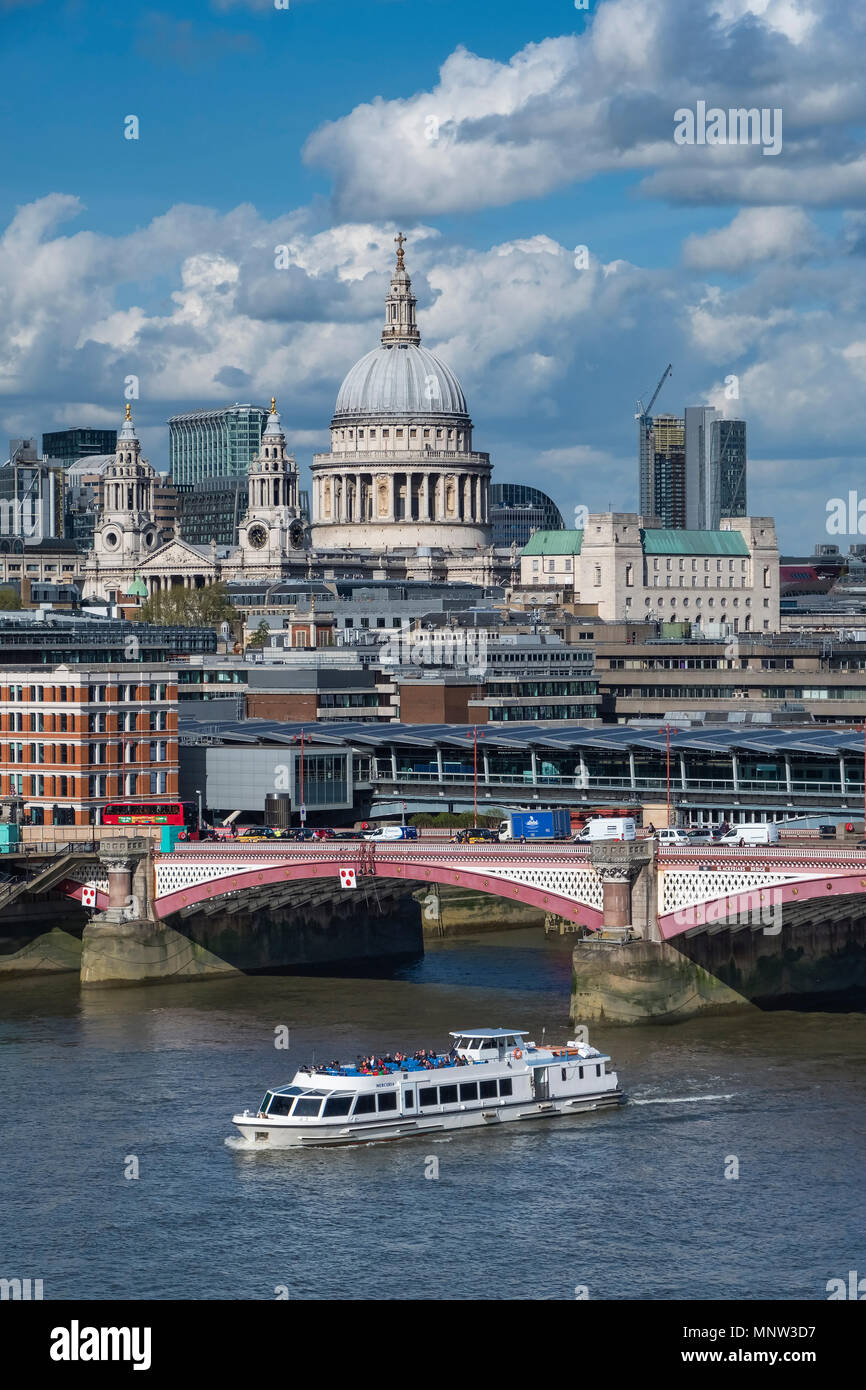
[450,1028,528,1038]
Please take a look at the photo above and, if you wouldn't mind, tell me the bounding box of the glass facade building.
[489,484,564,548]
[169,405,267,486]
[714,418,747,519]
[175,476,247,546]
[42,428,117,466]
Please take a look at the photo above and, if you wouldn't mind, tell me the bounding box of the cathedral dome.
[333,343,468,421]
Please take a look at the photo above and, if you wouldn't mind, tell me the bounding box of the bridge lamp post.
[292,731,306,828]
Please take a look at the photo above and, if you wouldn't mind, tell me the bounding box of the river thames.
[3,927,864,1300]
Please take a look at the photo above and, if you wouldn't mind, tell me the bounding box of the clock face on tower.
[247,523,268,550]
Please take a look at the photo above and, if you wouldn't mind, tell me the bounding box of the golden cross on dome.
[125,402,131,421]
[394,232,406,268]
[271,396,277,414]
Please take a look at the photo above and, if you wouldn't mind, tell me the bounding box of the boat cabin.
[451,1029,529,1060]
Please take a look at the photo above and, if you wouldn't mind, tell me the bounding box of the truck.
[574,817,636,843]
[498,809,571,842]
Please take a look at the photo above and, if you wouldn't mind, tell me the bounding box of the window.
[352,1094,375,1115]
[292,1098,322,1118]
[419,1086,438,1107]
[377,1092,397,1112]
[498,1078,513,1097]
[439,1085,458,1105]
[479,1079,497,1100]
[403,1091,415,1109]
[459,1082,478,1101]
[268,1096,294,1116]
[321,1095,351,1118]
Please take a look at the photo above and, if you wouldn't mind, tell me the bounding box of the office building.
[714,418,747,518]
[169,404,267,486]
[0,665,179,825]
[175,476,247,547]
[650,415,686,528]
[489,484,564,548]
[519,514,780,631]
[42,427,117,467]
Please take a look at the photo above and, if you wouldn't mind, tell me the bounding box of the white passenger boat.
[232,1029,625,1147]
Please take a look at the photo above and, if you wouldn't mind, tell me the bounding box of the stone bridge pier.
[80,838,239,987]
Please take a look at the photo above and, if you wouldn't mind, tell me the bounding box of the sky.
[1,0,865,554]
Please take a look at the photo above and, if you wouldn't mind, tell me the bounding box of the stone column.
[421,474,430,522]
[105,856,133,910]
[388,474,396,521]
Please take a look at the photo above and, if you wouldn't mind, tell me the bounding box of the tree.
[136,582,238,629]
[0,586,22,610]
[247,620,271,649]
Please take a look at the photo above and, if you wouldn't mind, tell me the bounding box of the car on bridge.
[452,827,499,844]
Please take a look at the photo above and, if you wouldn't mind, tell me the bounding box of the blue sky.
[2,0,865,552]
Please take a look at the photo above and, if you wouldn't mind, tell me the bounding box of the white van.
[574,817,636,843]
[717,823,779,846]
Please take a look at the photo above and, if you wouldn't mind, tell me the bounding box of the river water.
[2,927,864,1301]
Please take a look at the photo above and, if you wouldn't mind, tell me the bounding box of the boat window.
[377,1092,397,1112]
[498,1078,512,1097]
[419,1086,438,1107]
[479,1079,497,1100]
[268,1096,294,1116]
[293,1098,323,1118]
[468,1039,481,1050]
[323,1096,352,1117]
[404,1091,415,1108]
[562,1069,567,1081]
[459,1082,478,1101]
[259,1092,274,1114]
[596,1065,602,1076]
[481,1038,497,1050]
[439,1085,458,1104]
[353,1094,376,1115]
[578,1067,584,1080]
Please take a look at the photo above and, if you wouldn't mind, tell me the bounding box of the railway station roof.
[178,717,866,760]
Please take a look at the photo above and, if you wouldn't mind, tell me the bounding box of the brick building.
[0,664,178,825]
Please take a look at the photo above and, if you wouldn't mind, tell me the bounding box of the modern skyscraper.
[650,415,686,528]
[684,405,720,529]
[714,417,747,519]
[168,404,267,486]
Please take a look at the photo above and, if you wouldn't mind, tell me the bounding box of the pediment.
[137,539,218,572]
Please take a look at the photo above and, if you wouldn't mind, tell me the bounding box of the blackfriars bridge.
[4,837,866,1015]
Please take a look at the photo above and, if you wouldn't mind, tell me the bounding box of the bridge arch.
[151,853,604,930]
[659,871,866,940]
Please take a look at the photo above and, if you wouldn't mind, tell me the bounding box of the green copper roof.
[125,574,149,598]
[521,529,583,556]
[641,529,749,556]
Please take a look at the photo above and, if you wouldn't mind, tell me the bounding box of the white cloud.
[683,207,819,271]
[302,0,866,218]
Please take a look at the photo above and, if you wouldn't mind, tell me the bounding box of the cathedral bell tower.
[238,397,306,563]
[93,404,160,564]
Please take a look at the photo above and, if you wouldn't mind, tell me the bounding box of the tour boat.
[231,1028,625,1147]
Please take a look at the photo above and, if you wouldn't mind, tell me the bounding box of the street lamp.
[195,788,202,834]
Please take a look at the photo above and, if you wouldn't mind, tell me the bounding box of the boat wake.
[630,1093,735,1106]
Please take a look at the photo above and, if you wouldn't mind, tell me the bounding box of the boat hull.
[232,1089,626,1148]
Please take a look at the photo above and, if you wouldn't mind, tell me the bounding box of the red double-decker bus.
[102,800,197,829]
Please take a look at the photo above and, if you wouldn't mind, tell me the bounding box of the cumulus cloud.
[302,0,866,218]
[683,207,819,271]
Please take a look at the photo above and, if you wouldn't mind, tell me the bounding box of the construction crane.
[635,363,672,421]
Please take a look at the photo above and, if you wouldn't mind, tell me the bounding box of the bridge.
[32,837,866,943]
